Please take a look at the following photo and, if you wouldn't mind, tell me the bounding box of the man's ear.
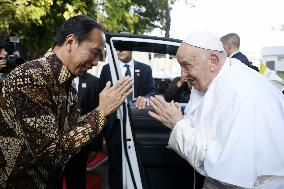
[209,53,219,72]
[65,34,77,52]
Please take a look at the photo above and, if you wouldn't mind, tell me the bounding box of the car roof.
[106,33,182,43]
[106,33,182,55]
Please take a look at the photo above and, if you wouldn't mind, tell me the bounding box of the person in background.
[74,73,101,115]
[64,73,102,189]
[0,45,7,70]
[0,41,25,79]
[149,31,284,189]
[100,49,156,107]
[0,45,8,87]
[0,15,133,189]
[220,33,252,67]
[99,48,156,189]
[163,72,192,103]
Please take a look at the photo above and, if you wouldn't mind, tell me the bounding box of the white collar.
[73,77,79,91]
[119,59,134,69]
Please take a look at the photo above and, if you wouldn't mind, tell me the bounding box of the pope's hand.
[135,96,150,109]
[148,96,183,129]
[96,76,133,117]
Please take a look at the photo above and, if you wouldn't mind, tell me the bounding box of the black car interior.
[128,104,204,189]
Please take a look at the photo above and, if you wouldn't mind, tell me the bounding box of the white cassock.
[168,58,284,189]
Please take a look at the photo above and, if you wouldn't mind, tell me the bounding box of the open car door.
[105,33,204,189]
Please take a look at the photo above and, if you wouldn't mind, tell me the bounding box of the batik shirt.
[0,76,3,89]
[0,73,7,89]
[0,51,105,189]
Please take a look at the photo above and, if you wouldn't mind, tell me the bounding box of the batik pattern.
[0,51,105,189]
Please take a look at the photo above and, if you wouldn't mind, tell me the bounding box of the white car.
[105,33,205,189]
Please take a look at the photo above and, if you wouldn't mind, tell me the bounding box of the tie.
[124,64,131,77]
[124,64,132,101]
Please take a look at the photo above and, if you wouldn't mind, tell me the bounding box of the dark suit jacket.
[163,77,191,103]
[99,61,156,98]
[77,73,100,115]
[77,73,102,150]
[63,73,101,189]
[232,52,252,67]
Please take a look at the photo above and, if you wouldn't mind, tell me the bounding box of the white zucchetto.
[183,31,224,52]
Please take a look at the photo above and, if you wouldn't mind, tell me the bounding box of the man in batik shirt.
[0,15,132,189]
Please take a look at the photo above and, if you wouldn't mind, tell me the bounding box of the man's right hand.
[96,76,133,117]
[0,59,7,70]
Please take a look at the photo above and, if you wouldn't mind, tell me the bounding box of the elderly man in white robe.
[148,31,284,189]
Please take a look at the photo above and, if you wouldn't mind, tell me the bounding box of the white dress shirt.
[119,59,134,99]
[73,76,79,92]
[119,59,134,78]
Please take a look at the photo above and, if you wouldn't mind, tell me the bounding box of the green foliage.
[0,0,170,59]
[0,0,96,59]
[97,0,167,34]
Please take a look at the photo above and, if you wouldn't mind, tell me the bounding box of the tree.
[164,0,196,38]
[93,0,167,34]
[0,0,182,59]
[0,0,93,59]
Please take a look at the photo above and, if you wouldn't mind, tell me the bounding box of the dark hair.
[220,33,240,49]
[55,15,105,46]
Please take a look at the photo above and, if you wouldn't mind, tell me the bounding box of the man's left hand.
[148,96,183,129]
[135,96,150,109]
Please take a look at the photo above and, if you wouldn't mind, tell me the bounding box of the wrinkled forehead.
[177,43,200,59]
